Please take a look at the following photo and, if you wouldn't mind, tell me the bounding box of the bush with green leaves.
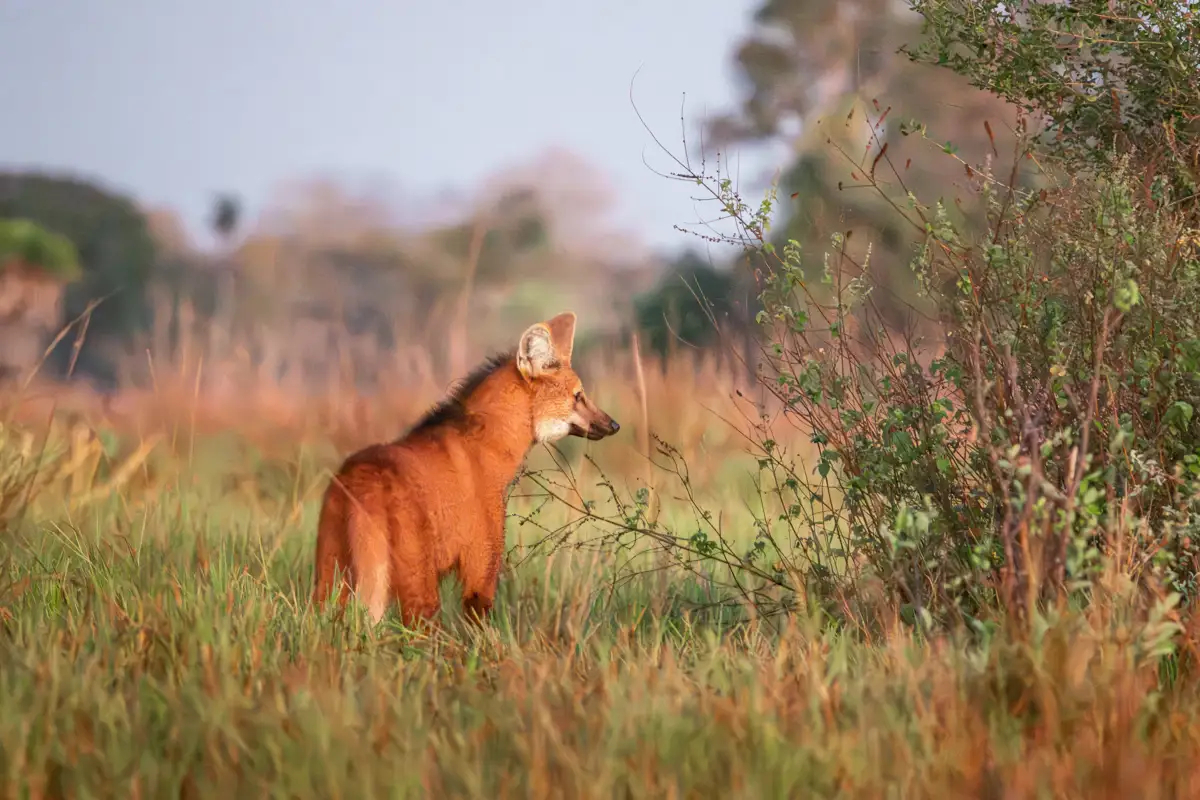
[556,0,1200,635]
[903,0,1200,216]
[740,148,1200,631]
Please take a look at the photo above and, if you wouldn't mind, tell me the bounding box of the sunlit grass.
[1,372,1198,798]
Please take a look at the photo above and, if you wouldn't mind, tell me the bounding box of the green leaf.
[1166,401,1194,431]
[1113,278,1140,313]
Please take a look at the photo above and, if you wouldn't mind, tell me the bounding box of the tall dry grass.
[5,297,785,516]
[1,406,1197,797]
[0,300,1195,798]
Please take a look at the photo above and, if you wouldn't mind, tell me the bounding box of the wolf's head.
[516,312,620,444]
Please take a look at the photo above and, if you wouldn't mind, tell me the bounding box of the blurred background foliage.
[0,0,1061,405]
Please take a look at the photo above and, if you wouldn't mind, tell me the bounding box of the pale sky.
[0,0,782,256]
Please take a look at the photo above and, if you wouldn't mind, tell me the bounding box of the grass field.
[3,354,1200,799]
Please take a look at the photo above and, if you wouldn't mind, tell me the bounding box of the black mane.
[403,351,516,437]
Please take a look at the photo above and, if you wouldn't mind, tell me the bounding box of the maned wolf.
[312,311,621,627]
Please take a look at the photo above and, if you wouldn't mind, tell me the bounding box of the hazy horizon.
[0,0,783,258]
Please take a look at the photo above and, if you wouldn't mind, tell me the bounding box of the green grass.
[2,422,1199,798]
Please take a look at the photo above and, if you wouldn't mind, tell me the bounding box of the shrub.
[551,0,1200,637]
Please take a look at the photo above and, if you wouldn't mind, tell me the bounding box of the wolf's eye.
[574,391,583,403]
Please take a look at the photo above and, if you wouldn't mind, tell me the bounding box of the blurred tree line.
[0,213,83,384]
[0,159,670,394]
[0,0,1047,391]
[0,173,154,385]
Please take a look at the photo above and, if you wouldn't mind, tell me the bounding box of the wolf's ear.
[544,312,577,365]
[517,322,557,380]
[518,312,577,380]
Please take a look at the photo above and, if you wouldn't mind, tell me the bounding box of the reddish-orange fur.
[311,312,619,627]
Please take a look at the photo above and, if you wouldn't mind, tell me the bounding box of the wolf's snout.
[582,414,620,441]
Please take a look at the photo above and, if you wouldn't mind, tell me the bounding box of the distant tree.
[143,206,193,259]
[0,172,158,385]
[425,187,551,286]
[706,0,1031,331]
[0,218,83,383]
[634,249,756,365]
[0,218,82,281]
[210,193,241,245]
[207,193,243,362]
[709,0,898,145]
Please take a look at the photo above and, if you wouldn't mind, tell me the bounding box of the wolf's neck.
[461,370,535,491]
